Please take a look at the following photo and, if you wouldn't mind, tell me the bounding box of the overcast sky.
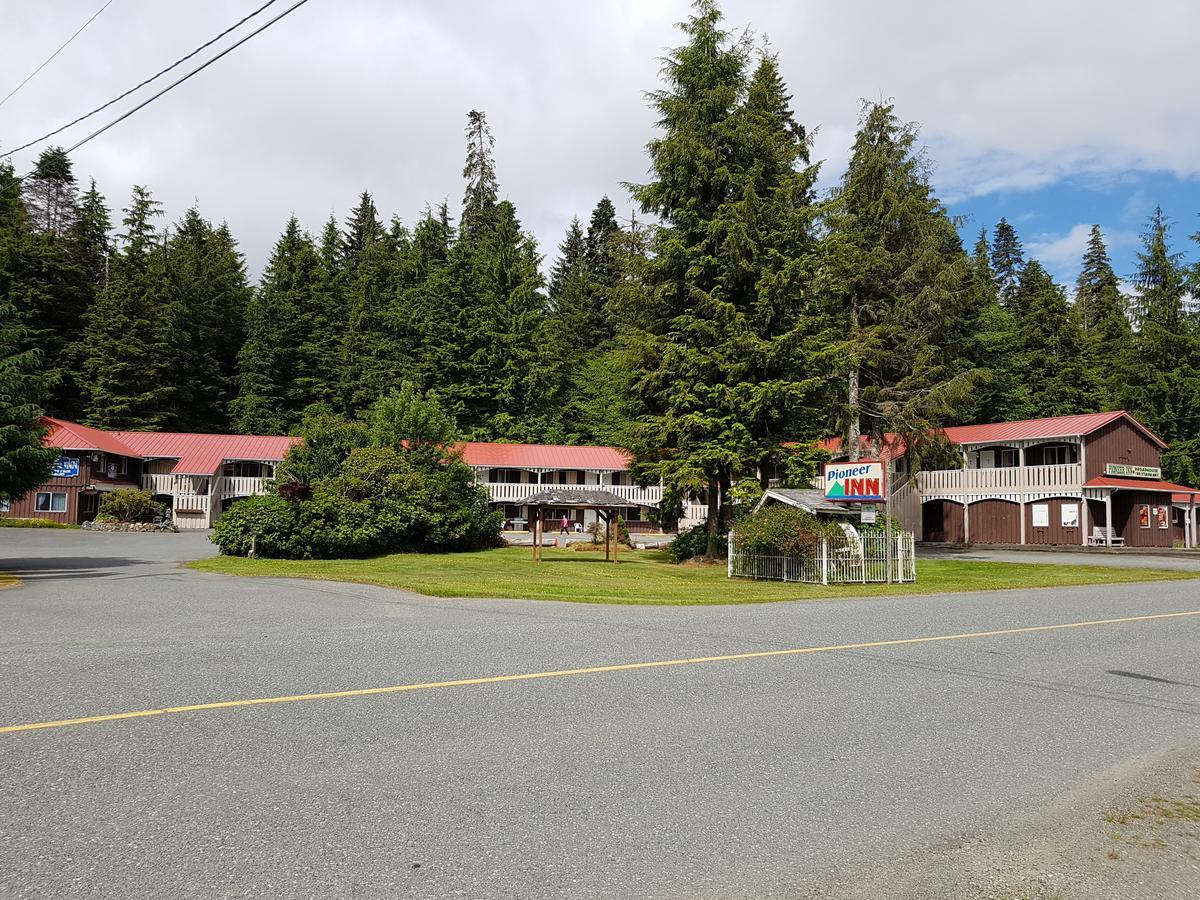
[3,0,1198,285]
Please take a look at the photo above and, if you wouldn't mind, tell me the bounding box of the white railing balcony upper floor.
[918,463,1083,497]
[143,473,271,500]
[219,476,270,498]
[482,481,665,506]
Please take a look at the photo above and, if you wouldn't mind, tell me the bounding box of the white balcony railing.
[918,463,1083,497]
[220,476,269,498]
[481,481,665,507]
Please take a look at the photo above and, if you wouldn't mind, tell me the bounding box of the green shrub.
[212,447,502,559]
[732,505,838,557]
[95,489,166,523]
[668,524,727,563]
[0,517,80,529]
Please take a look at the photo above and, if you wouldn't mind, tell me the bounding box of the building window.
[610,471,628,486]
[0,499,9,512]
[1042,444,1077,465]
[999,448,1018,467]
[35,492,68,513]
[489,468,521,484]
[80,493,99,515]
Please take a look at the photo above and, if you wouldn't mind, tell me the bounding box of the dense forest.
[3,1,1200,527]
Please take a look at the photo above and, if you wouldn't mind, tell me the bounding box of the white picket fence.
[728,530,916,584]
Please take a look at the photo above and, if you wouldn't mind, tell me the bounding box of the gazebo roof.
[523,488,630,507]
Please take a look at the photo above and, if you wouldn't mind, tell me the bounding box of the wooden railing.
[482,481,665,506]
[219,476,269,498]
[918,464,1083,496]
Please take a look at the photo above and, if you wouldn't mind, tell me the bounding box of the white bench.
[1088,527,1124,547]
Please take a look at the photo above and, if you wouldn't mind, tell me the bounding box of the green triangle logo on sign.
[827,480,845,498]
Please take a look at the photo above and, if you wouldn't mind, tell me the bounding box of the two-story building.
[1,419,298,530]
[822,411,1199,548]
[458,442,707,531]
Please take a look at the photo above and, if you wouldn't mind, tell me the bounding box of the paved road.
[920,543,1200,571]
[1,531,1199,898]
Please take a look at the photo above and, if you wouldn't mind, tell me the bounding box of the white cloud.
[2,0,1197,274]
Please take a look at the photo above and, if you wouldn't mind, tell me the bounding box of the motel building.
[1,418,298,530]
[3,419,703,533]
[821,411,1200,548]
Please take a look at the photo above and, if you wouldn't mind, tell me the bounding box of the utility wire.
[3,0,281,159]
[34,0,312,165]
[0,0,116,110]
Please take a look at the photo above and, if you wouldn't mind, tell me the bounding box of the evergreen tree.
[232,217,322,433]
[991,217,1024,312]
[584,196,621,289]
[81,186,169,429]
[0,300,59,503]
[960,228,1029,423]
[1013,261,1094,417]
[21,147,78,235]
[1074,224,1130,409]
[1120,208,1200,443]
[460,110,498,238]
[821,101,974,458]
[623,6,825,555]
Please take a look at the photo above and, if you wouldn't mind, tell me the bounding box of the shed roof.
[522,488,630,507]
[41,418,142,458]
[1084,475,1199,495]
[458,442,631,471]
[941,411,1165,448]
[757,488,858,516]
[112,431,300,476]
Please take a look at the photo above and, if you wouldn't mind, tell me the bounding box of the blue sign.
[51,456,80,478]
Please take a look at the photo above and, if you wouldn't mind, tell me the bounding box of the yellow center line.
[5,609,1200,736]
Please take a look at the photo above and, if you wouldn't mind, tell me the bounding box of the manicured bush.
[213,447,502,559]
[732,505,837,557]
[668,524,727,563]
[95,489,166,523]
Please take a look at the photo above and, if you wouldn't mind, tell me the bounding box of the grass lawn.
[187,546,1200,605]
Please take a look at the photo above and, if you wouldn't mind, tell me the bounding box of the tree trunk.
[848,365,861,461]
[717,466,732,535]
[705,474,720,558]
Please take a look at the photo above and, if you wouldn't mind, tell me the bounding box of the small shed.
[523,488,631,562]
[754,488,859,519]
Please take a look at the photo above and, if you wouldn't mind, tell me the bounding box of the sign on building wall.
[823,461,885,502]
[860,504,877,524]
[51,456,80,478]
[1031,504,1049,528]
[1105,463,1162,479]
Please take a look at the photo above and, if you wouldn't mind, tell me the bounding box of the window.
[0,499,9,512]
[999,448,1018,468]
[1042,444,1077,466]
[609,472,628,486]
[35,492,67,513]
[1060,503,1079,528]
[80,493,99,515]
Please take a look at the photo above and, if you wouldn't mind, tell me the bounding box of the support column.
[1189,497,1196,549]
[963,500,970,545]
[1018,445,1027,545]
[1105,492,1113,548]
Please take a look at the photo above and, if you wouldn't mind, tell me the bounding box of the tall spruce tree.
[1120,208,1199,442]
[81,186,170,429]
[1074,224,1130,409]
[1013,261,1094,417]
[960,228,1029,423]
[623,5,825,554]
[821,101,974,459]
[990,217,1025,313]
[460,110,498,238]
[0,300,59,503]
[232,217,323,433]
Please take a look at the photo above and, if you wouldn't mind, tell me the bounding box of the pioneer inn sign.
[823,461,886,502]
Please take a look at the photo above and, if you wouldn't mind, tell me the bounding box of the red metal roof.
[815,435,907,462]
[41,418,143,458]
[457,442,631,470]
[940,411,1166,448]
[1084,476,1199,495]
[112,431,300,475]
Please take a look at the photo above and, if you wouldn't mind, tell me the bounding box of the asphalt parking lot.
[2,529,1199,898]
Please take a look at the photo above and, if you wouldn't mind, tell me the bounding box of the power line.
[0,0,116,110]
[3,0,282,159]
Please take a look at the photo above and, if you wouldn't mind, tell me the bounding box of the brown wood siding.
[1025,497,1086,545]
[1083,419,1163,480]
[1112,491,1177,547]
[921,500,964,543]
[967,499,1022,544]
[0,450,142,525]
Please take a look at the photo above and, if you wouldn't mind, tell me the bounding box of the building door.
[922,501,945,542]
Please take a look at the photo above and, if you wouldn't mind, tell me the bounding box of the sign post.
[885,460,892,585]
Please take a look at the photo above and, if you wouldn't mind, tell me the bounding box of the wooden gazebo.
[523,488,630,562]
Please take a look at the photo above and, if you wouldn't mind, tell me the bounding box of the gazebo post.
[532,503,540,561]
[604,509,610,561]
[613,508,619,564]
